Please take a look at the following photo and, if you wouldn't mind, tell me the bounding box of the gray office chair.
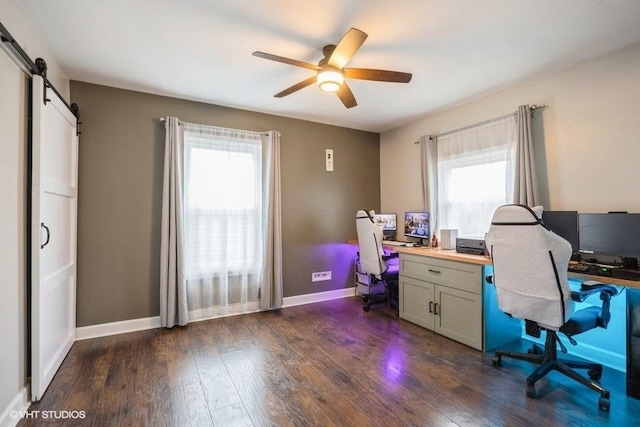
[485,204,618,411]
[355,210,399,312]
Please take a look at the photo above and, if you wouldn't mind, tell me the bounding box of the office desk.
[380,243,640,289]
[380,245,490,265]
[349,240,517,350]
[347,240,640,398]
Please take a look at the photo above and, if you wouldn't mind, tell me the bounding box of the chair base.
[362,281,398,314]
[362,293,388,311]
[492,331,611,411]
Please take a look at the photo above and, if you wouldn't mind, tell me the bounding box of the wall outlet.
[325,149,334,171]
[312,271,332,282]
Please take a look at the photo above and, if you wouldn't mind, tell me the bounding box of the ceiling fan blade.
[253,51,320,71]
[336,82,357,108]
[328,28,368,69]
[274,76,317,98]
[344,68,412,83]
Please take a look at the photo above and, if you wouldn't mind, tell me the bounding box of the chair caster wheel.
[363,305,370,312]
[491,356,501,366]
[526,382,536,398]
[598,396,610,412]
[588,367,602,381]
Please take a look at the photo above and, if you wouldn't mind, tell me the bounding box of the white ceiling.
[16,0,640,132]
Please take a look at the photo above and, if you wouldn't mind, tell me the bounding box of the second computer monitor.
[405,212,430,241]
[542,210,579,253]
[373,213,397,240]
[579,212,640,259]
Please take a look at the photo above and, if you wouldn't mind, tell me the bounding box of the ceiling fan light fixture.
[317,68,344,93]
[254,28,411,108]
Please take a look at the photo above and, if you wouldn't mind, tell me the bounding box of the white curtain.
[160,118,282,327]
[513,104,539,205]
[435,115,517,238]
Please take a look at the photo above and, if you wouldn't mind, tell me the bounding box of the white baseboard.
[283,287,355,308]
[74,288,356,340]
[0,386,30,427]
[75,316,161,340]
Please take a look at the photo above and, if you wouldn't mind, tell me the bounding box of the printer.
[456,237,486,255]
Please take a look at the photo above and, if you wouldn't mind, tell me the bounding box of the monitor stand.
[410,237,429,247]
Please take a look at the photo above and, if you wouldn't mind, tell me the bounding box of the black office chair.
[485,204,618,411]
[355,210,399,312]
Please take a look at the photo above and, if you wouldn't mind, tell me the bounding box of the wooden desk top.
[389,244,491,266]
[347,239,640,289]
[347,239,490,265]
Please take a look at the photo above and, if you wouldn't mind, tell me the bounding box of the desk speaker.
[440,229,458,250]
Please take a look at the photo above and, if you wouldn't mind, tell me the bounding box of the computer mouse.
[405,243,414,247]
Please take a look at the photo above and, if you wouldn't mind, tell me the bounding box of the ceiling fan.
[252,28,412,108]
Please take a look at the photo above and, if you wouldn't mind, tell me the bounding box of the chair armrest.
[382,251,399,261]
[571,282,618,303]
[571,281,619,328]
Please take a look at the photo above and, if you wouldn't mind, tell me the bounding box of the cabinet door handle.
[429,301,433,313]
[428,269,441,274]
[434,302,439,315]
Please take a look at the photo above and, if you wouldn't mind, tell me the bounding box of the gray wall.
[70,81,380,327]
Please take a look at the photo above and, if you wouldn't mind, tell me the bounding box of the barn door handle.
[41,223,50,249]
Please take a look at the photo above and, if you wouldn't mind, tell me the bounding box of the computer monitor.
[373,213,397,240]
[404,212,430,241]
[579,213,640,259]
[542,211,579,253]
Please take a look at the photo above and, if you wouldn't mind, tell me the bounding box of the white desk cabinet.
[399,253,483,350]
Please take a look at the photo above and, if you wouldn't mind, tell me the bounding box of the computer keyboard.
[568,264,591,273]
[568,263,640,281]
[383,241,405,246]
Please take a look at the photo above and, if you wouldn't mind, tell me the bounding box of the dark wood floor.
[20,297,640,426]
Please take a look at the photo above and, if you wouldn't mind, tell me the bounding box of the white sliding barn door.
[31,75,78,401]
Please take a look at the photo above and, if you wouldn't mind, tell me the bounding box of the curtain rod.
[159,117,269,136]
[0,20,80,120]
[413,104,548,144]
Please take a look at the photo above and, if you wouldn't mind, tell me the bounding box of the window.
[184,128,263,279]
[436,116,516,238]
[160,117,281,326]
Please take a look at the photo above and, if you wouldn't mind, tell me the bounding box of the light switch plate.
[325,149,334,171]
